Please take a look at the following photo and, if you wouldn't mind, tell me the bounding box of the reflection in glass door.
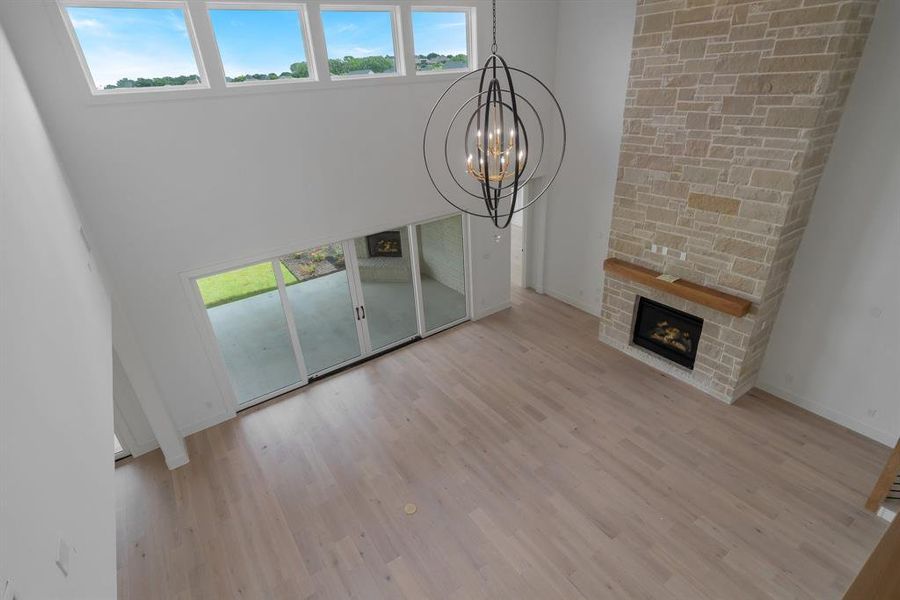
[197,261,303,404]
[416,214,468,332]
[278,242,364,376]
[350,227,419,351]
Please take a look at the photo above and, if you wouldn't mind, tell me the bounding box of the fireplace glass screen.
[366,230,403,258]
[632,297,703,369]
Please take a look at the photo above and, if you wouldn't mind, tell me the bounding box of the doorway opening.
[510,191,526,288]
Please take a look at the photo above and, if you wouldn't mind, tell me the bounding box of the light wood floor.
[116,288,891,599]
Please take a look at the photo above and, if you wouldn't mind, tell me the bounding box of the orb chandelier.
[423,0,566,229]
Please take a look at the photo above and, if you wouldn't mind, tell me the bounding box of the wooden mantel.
[603,258,751,317]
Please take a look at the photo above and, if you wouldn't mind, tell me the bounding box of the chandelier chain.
[491,0,497,54]
[422,0,566,228]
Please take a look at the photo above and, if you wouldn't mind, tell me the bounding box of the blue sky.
[67,7,468,88]
[321,10,395,58]
[209,9,306,77]
[412,11,467,57]
[67,6,198,88]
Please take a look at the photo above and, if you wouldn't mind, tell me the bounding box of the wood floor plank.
[117,287,891,599]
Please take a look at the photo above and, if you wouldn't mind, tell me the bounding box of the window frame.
[59,0,210,96]
[318,4,406,81]
[410,5,475,76]
[206,2,318,88]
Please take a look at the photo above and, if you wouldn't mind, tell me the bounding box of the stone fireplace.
[599,0,877,402]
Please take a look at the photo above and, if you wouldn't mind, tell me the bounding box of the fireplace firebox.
[366,230,403,258]
[632,297,703,369]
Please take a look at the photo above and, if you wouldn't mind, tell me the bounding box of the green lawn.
[198,261,298,308]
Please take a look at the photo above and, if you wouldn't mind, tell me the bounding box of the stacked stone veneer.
[599,0,877,401]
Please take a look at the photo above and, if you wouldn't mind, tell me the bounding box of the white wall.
[0,1,556,441]
[469,215,512,318]
[538,0,635,316]
[113,349,158,456]
[0,25,115,599]
[758,0,900,447]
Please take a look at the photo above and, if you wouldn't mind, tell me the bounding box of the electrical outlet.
[649,244,686,261]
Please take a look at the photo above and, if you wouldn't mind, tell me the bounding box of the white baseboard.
[757,382,898,447]
[544,288,602,318]
[179,410,233,438]
[473,301,512,320]
[164,451,189,470]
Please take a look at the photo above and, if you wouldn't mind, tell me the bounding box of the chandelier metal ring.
[422,0,565,228]
[441,89,544,202]
[423,62,566,226]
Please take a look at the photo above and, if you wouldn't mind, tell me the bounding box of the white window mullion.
[186,1,226,91]
[342,240,373,355]
[407,224,427,337]
[306,2,333,82]
[462,213,475,320]
[273,259,310,383]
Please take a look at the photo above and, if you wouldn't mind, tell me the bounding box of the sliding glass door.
[197,261,304,404]
[350,227,419,351]
[278,242,363,376]
[195,215,469,408]
[416,214,468,333]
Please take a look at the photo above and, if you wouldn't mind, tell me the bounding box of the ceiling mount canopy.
[423,0,566,229]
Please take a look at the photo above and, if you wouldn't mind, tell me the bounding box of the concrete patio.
[207,271,466,404]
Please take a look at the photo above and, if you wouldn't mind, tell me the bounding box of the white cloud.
[163,11,188,37]
[331,23,359,34]
[71,17,107,33]
[330,45,387,57]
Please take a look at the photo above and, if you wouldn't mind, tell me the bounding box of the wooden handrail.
[865,440,900,512]
[843,514,900,599]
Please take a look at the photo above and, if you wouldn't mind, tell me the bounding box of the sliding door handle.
[355,307,361,320]
[360,306,366,319]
